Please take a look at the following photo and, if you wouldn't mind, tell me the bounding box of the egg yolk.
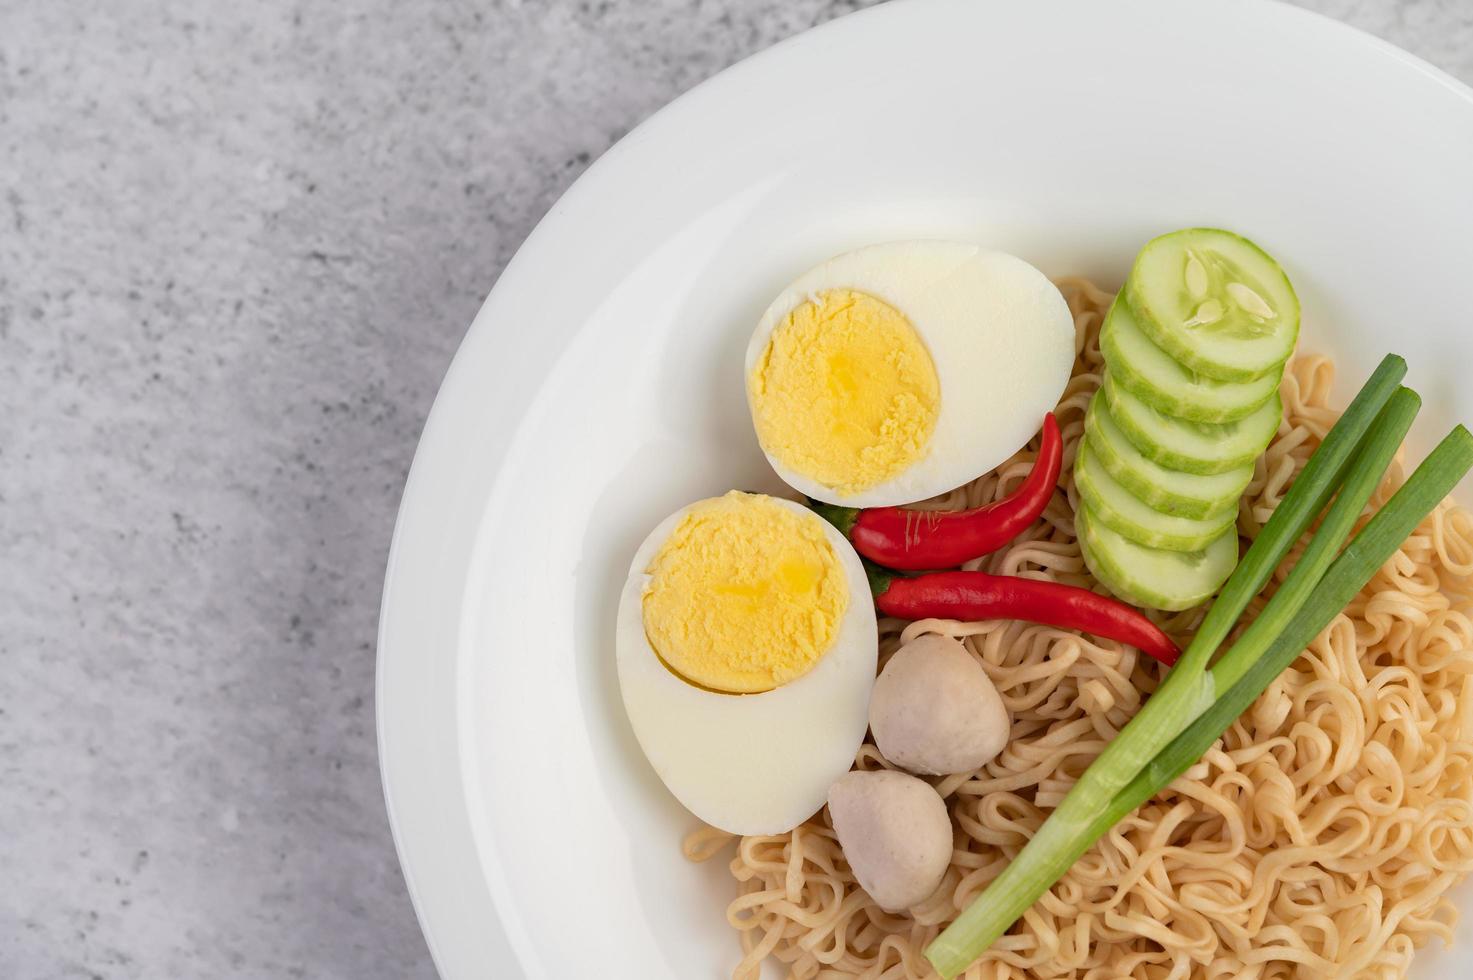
[641,492,848,694]
[748,289,940,496]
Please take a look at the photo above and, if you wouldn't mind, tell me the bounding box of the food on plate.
[1126,227,1300,381]
[825,770,952,911]
[637,491,849,693]
[863,563,1180,666]
[1076,502,1239,612]
[744,241,1074,507]
[618,232,1473,978]
[929,368,1465,977]
[867,633,1009,776]
[1101,374,1283,474]
[1078,232,1295,610]
[1083,392,1253,518]
[667,259,1473,980]
[1074,439,1237,550]
[1102,295,1280,422]
[616,491,876,835]
[809,413,1062,570]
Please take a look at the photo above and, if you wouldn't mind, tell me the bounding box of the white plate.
[377,1,1473,977]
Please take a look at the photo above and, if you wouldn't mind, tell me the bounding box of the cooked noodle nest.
[685,277,1473,980]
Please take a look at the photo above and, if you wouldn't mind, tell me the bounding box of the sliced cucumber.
[1126,228,1300,382]
[1102,374,1282,475]
[1076,439,1236,551]
[1084,394,1251,519]
[1077,502,1239,612]
[1102,294,1281,423]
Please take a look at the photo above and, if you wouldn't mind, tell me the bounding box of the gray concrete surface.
[3,1,1471,977]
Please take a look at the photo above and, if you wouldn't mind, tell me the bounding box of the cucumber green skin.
[1075,439,1237,551]
[1084,394,1249,520]
[1076,502,1238,612]
[1102,295,1281,423]
[1126,228,1300,382]
[1102,374,1282,475]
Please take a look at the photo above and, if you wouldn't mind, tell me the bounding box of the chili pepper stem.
[863,560,898,600]
[808,500,859,538]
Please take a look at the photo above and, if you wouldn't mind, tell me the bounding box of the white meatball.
[827,770,951,912]
[869,634,1011,776]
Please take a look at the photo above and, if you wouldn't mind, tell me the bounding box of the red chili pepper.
[866,566,1180,667]
[812,414,1062,571]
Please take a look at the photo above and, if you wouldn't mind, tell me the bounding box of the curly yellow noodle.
[687,279,1473,979]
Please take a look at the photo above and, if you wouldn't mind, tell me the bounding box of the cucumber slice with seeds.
[1077,502,1238,612]
[1102,294,1281,423]
[1102,373,1282,475]
[1085,393,1250,519]
[1126,228,1299,382]
[1076,439,1237,550]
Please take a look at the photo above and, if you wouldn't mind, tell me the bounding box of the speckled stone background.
[3,1,1471,977]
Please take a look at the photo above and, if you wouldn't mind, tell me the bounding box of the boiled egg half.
[616,491,877,836]
[745,241,1075,507]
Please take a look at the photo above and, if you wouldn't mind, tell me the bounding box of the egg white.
[745,241,1075,507]
[615,496,877,836]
